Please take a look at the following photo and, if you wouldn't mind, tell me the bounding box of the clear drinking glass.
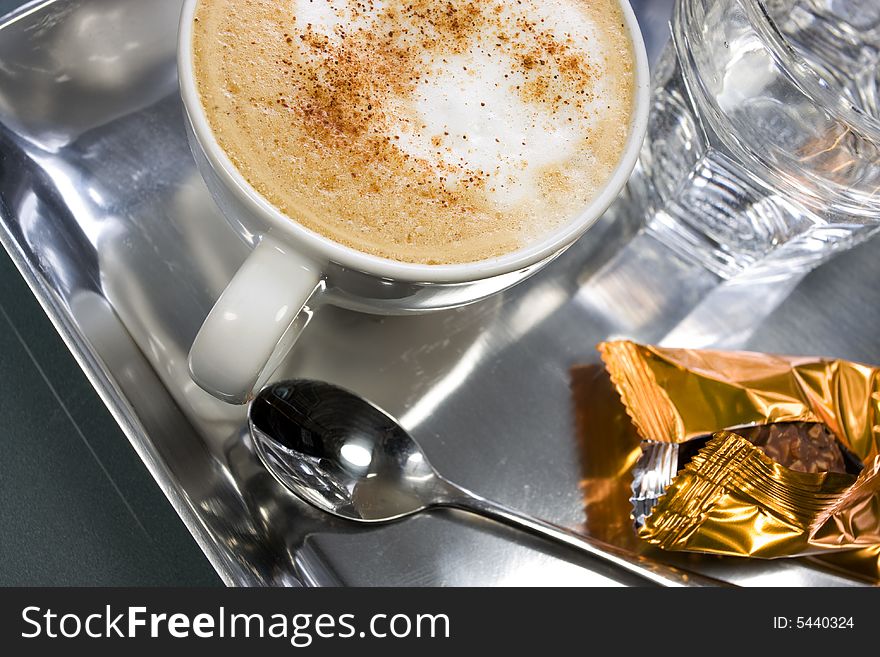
[630,0,880,282]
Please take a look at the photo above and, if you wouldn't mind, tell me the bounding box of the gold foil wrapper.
[590,340,880,583]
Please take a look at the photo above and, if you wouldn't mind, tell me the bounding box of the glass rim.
[750,0,880,142]
[680,0,880,143]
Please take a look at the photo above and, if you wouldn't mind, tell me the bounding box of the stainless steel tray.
[0,0,871,586]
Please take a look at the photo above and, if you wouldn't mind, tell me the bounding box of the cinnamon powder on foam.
[193,0,635,265]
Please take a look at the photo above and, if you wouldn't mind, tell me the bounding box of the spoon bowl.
[249,379,444,521]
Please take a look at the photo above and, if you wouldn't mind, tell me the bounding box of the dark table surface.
[0,0,220,587]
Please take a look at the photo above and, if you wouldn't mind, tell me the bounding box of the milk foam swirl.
[193,0,634,264]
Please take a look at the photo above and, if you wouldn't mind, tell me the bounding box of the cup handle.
[188,235,324,404]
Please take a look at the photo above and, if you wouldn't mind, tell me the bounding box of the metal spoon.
[249,379,723,587]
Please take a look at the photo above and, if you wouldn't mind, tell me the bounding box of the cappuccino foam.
[193,0,635,264]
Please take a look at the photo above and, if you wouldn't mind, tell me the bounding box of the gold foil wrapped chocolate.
[590,340,880,582]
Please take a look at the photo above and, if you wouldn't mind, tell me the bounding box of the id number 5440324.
[773,617,854,629]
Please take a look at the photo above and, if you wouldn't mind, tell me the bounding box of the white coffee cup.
[178,0,650,404]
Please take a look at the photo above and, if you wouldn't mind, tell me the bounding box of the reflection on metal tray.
[0,0,870,586]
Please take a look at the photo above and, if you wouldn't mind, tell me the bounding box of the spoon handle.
[436,481,727,587]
